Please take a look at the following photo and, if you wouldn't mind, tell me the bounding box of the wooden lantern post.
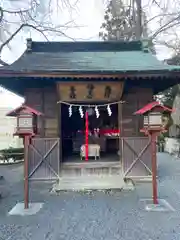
[24,135,30,208]
[150,130,159,204]
[134,101,173,205]
[85,111,89,161]
[6,104,43,209]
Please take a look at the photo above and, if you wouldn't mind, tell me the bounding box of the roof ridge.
[25,39,143,53]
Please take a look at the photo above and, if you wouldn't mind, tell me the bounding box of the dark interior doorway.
[60,103,120,162]
[61,104,84,160]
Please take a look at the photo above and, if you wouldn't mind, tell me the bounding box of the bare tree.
[0,0,80,65]
[1,0,180,66]
[142,0,180,54]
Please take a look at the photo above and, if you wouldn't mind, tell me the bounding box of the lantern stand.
[6,104,43,209]
[140,128,163,204]
[85,111,89,161]
[134,101,173,205]
[23,134,32,209]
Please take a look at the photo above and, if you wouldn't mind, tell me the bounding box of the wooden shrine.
[0,39,180,189]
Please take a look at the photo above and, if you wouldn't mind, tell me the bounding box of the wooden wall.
[25,84,58,137]
[25,88,44,136]
[121,87,153,137]
[57,81,124,102]
[24,83,153,138]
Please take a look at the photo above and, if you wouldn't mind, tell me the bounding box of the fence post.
[157,141,165,152]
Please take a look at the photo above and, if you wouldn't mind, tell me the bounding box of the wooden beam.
[1,70,180,79]
[118,102,122,164]
[0,72,121,78]
[57,81,124,102]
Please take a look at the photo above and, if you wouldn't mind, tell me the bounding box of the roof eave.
[6,104,43,117]
[134,102,173,115]
[1,69,180,78]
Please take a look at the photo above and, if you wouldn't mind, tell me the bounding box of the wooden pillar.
[118,102,124,171]
[85,111,89,161]
[151,131,158,204]
[56,82,62,166]
[24,135,30,209]
[59,102,62,164]
[41,87,45,137]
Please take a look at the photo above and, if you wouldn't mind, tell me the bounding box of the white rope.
[57,100,125,107]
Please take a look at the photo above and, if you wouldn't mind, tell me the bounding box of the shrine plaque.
[57,82,124,102]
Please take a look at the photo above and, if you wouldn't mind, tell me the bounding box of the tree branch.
[147,12,179,24]
[0,59,8,66]
[151,15,180,39]
[0,23,75,55]
[0,7,3,23]
[3,8,32,14]
[155,41,177,51]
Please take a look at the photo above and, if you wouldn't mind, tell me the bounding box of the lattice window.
[19,117,33,128]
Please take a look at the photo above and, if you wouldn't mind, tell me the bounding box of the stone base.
[8,202,44,216]
[52,175,135,192]
[140,199,175,212]
[123,178,135,190]
[0,160,24,165]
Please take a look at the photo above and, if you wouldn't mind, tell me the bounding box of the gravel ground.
[1,153,180,240]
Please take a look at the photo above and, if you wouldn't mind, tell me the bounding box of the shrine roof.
[6,104,43,117]
[1,39,180,74]
[134,101,173,115]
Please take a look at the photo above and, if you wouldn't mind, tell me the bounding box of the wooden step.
[61,161,121,177]
[52,175,133,191]
[61,166,121,177]
[62,161,121,169]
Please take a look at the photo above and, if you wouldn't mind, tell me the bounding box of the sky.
[1,0,105,64]
[0,0,105,108]
[0,0,177,108]
[1,0,172,64]
[0,87,24,109]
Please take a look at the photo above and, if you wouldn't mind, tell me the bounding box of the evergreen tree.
[99,0,148,41]
[158,55,180,137]
[159,56,180,107]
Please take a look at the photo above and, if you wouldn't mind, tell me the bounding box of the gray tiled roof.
[1,40,180,73]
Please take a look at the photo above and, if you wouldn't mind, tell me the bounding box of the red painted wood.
[134,101,173,115]
[24,135,30,209]
[6,104,43,117]
[85,111,88,161]
[79,129,120,135]
[151,132,159,204]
